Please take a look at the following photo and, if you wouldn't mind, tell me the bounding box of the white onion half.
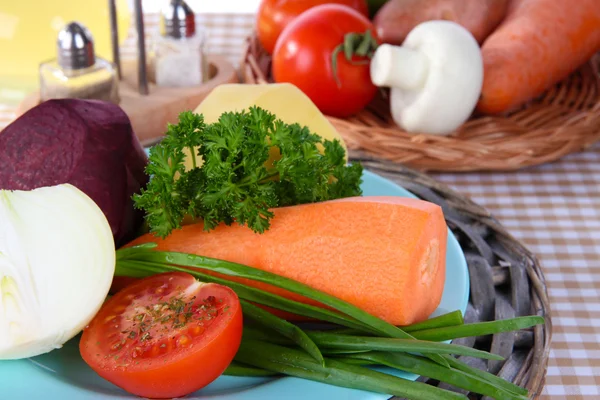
[0,184,115,359]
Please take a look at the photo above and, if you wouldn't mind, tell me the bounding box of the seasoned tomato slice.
[80,272,243,399]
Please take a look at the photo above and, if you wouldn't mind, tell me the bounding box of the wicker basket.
[356,156,551,399]
[242,34,600,172]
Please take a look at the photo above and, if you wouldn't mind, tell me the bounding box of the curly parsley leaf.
[134,106,363,238]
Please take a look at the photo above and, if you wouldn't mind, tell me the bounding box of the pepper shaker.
[39,22,119,103]
[154,0,207,87]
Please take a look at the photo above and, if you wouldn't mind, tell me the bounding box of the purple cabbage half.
[0,99,149,247]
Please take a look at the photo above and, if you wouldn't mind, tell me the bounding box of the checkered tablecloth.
[2,10,599,400]
[433,145,600,399]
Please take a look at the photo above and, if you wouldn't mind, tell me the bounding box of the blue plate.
[0,170,469,400]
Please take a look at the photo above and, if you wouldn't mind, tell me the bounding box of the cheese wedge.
[184,83,346,171]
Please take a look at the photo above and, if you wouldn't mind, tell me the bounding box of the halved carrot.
[126,196,447,326]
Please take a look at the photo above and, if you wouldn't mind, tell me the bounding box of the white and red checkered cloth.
[2,10,599,400]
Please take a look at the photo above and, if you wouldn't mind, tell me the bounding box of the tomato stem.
[331,29,378,88]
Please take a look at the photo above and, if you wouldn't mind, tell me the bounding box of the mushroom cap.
[391,20,483,135]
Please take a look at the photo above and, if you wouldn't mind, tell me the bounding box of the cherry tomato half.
[272,4,378,118]
[80,272,243,399]
[257,0,369,55]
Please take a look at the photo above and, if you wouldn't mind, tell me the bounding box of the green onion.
[342,352,528,400]
[445,356,529,397]
[410,317,545,342]
[403,311,464,332]
[117,247,449,366]
[235,338,467,400]
[114,243,156,259]
[302,331,503,360]
[116,248,545,383]
[241,325,276,340]
[335,357,376,365]
[323,327,366,336]
[118,248,411,337]
[113,259,157,279]
[240,300,324,363]
[240,325,500,360]
[329,310,465,336]
[321,348,372,355]
[224,361,278,377]
[117,259,372,332]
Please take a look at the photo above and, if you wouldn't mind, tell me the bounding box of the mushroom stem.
[370,44,429,90]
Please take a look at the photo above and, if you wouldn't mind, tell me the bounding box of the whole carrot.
[477,0,600,114]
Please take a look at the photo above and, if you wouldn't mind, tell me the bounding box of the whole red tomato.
[272,4,378,118]
[257,0,369,55]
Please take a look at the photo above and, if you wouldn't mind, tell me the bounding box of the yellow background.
[0,0,130,103]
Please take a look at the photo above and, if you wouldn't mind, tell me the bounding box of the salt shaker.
[39,22,119,103]
[154,0,206,87]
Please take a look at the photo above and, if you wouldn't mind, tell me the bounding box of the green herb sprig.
[134,107,363,238]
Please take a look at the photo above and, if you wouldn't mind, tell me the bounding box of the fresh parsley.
[134,107,363,238]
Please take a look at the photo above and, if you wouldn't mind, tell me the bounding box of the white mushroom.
[370,20,483,136]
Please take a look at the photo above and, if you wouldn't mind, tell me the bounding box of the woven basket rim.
[241,33,600,172]
[354,155,552,399]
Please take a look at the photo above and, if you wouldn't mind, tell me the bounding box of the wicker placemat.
[352,154,553,399]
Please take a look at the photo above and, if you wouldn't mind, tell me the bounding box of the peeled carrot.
[127,196,447,326]
[477,0,600,114]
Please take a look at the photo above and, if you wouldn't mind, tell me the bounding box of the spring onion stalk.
[302,331,502,360]
[117,248,415,338]
[223,361,277,377]
[336,357,377,365]
[324,327,369,336]
[445,356,529,396]
[341,352,528,400]
[241,326,527,398]
[115,247,545,398]
[242,326,501,360]
[321,348,373,355]
[0,184,115,359]
[403,311,464,332]
[410,316,545,342]
[328,310,465,336]
[242,325,289,341]
[235,338,467,400]
[117,247,449,367]
[240,300,324,363]
[116,259,372,332]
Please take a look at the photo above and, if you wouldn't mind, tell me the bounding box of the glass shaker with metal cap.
[39,21,119,103]
[154,0,207,87]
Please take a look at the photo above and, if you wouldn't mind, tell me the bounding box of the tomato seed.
[157,339,172,354]
[103,315,117,324]
[110,341,123,351]
[176,335,190,347]
[132,347,143,358]
[150,345,161,357]
[190,325,204,336]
